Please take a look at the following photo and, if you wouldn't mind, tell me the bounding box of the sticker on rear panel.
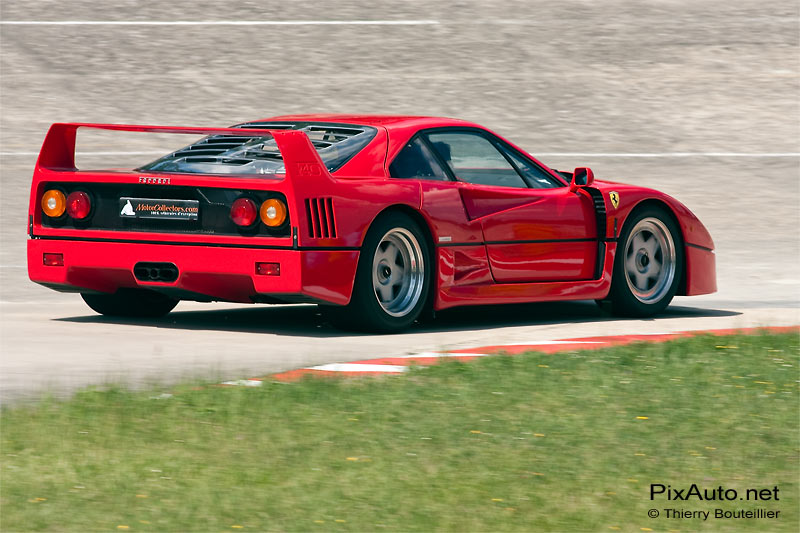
[119,198,199,220]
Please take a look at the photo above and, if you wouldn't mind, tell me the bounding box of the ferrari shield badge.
[609,191,620,209]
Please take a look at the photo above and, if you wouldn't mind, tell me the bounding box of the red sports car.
[27,115,716,332]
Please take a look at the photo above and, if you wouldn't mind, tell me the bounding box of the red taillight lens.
[255,262,280,276]
[66,191,91,219]
[231,198,257,227]
[43,253,64,266]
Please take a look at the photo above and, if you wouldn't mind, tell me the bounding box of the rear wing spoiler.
[35,122,334,184]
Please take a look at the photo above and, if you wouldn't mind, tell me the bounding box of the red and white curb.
[221,326,799,386]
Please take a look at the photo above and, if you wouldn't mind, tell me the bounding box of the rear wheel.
[81,288,178,318]
[323,212,430,333]
[600,207,683,317]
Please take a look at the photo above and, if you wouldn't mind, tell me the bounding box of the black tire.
[81,288,178,318]
[600,206,683,317]
[322,212,431,333]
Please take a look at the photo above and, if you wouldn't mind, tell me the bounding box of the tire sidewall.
[81,289,177,318]
[348,212,432,332]
[610,206,684,316]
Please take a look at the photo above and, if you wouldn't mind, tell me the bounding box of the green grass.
[2,332,798,532]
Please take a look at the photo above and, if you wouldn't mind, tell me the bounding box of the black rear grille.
[40,183,291,237]
[305,198,337,238]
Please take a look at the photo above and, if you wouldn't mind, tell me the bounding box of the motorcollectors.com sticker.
[119,198,199,220]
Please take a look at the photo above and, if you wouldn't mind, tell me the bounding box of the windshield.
[138,121,377,176]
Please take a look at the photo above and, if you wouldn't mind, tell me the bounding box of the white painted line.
[395,352,492,359]
[498,340,604,346]
[614,332,675,336]
[308,363,408,373]
[0,20,440,26]
[221,379,263,387]
[537,153,800,158]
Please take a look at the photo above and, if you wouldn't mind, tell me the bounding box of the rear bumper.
[28,238,359,305]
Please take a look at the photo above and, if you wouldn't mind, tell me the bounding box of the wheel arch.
[620,198,688,296]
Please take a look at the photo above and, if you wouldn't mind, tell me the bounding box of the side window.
[389,137,448,181]
[426,132,528,189]
[501,147,564,189]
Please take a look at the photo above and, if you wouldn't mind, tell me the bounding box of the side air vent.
[305,198,337,238]
[584,187,608,280]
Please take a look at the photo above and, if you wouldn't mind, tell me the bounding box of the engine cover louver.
[305,197,337,238]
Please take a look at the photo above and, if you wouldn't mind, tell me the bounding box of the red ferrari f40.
[27,115,715,331]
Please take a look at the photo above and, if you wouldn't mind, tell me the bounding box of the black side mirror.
[570,167,595,191]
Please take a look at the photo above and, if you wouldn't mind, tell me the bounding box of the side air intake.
[305,198,337,238]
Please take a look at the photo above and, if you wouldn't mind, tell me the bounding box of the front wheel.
[601,207,683,317]
[323,212,431,333]
[81,288,178,318]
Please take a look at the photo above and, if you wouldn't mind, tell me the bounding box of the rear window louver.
[305,198,337,239]
[138,121,377,175]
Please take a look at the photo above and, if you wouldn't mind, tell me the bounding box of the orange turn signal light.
[41,189,66,218]
[260,198,287,227]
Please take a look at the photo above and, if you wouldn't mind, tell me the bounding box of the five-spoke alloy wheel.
[323,212,431,332]
[371,227,426,318]
[601,207,683,317]
[623,217,676,304]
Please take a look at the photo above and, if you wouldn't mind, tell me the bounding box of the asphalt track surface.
[1,0,798,402]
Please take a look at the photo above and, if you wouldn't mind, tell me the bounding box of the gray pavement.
[1,1,798,402]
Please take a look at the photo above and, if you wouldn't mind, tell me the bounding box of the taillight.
[231,198,257,227]
[259,199,287,227]
[66,191,92,219]
[41,189,66,218]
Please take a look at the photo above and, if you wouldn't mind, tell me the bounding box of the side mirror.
[570,167,594,191]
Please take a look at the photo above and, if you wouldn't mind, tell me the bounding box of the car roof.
[254,114,480,130]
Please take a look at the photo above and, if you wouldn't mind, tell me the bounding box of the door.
[425,130,598,283]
